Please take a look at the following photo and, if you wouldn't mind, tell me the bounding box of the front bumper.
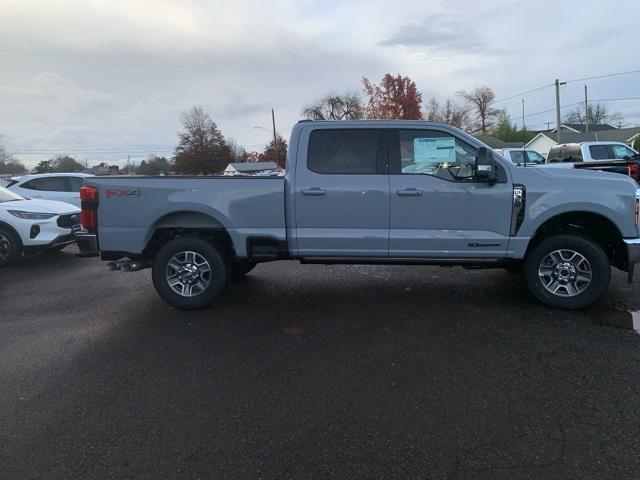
[22,234,76,254]
[624,238,640,282]
[74,232,99,257]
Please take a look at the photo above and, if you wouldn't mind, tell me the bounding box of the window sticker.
[413,137,455,164]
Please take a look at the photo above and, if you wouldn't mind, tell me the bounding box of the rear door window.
[31,177,70,191]
[509,151,525,164]
[589,145,610,160]
[308,129,384,174]
[68,177,84,192]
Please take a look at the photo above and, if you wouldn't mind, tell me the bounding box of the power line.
[565,68,640,84]
[495,67,640,106]
[494,83,554,104]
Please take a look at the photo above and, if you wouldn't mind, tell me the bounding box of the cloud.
[380,14,496,54]
[0,0,639,168]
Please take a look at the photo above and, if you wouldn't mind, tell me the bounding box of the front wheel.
[152,237,229,310]
[523,234,610,309]
[0,228,22,267]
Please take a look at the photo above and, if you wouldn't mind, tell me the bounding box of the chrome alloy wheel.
[538,249,592,297]
[0,233,11,262]
[165,251,212,297]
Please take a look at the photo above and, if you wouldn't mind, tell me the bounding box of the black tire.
[523,234,610,309]
[230,260,256,281]
[152,237,229,310]
[0,227,22,267]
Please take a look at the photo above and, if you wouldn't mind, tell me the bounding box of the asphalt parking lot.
[2,247,640,479]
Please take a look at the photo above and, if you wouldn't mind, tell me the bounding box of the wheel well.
[143,212,235,260]
[0,221,23,248]
[528,211,627,269]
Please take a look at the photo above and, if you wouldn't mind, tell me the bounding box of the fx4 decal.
[105,188,141,199]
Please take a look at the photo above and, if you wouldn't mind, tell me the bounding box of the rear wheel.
[152,237,228,310]
[523,234,609,309]
[0,227,21,267]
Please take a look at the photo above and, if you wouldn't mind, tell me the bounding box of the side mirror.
[475,147,497,183]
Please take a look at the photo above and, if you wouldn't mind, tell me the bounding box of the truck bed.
[85,176,285,257]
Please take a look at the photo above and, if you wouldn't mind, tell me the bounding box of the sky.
[1,0,639,168]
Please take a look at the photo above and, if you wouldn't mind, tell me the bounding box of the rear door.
[293,127,389,257]
[388,127,513,258]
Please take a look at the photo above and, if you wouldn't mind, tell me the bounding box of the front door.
[294,127,389,257]
[388,128,513,258]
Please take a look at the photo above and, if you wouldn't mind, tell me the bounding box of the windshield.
[0,187,25,202]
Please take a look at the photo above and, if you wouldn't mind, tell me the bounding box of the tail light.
[80,186,98,230]
[628,163,639,182]
[635,189,640,227]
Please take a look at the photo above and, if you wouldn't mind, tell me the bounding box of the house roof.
[537,123,618,134]
[226,161,278,171]
[563,123,617,133]
[528,126,640,147]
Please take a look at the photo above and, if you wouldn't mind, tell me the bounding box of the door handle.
[301,188,327,196]
[396,188,422,197]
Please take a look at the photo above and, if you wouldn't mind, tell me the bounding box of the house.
[85,164,120,176]
[224,161,278,176]
[526,126,640,157]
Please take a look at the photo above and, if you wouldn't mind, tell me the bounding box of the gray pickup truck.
[76,120,640,310]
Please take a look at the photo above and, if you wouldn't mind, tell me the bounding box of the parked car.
[495,148,546,166]
[544,142,640,181]
[76,120,640,310]
[0,187,81,266]
[7,173,93,208]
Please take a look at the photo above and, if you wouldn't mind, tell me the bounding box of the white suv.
[0,187,81,266]
[495,148,546,166]
[7,173,93,208]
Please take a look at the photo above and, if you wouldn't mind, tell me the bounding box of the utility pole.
[554,78,565,144]
[271,108,279,166]
[545,121,552,131]
[584,84,589,133]
[522,99,527,168]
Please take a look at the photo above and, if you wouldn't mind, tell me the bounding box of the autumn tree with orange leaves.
[362,74,423,120]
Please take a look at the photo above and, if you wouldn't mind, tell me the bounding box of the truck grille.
[57,213,80,229]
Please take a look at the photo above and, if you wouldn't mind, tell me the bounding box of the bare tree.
[0,142,27,175]
[564,102,623,126]
[458,86,499,133]
[425,97,470,129]
[303,93,362,120]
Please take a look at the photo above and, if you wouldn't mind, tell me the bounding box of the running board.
[299,257,505,266]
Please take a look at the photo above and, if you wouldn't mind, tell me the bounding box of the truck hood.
[528,164,636,184]
[0,199,80,214]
